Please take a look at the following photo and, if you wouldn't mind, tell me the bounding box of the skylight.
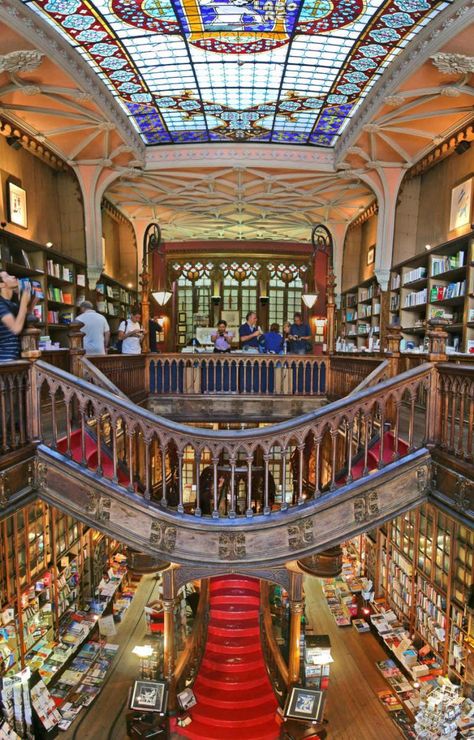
[22,0,452,146]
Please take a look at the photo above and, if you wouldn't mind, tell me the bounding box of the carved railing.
[147,353,327,396]
[260,581,289,703]
[0,361,32,461]
[349,359,389,396]
[89,354,147,403]
[436,364,474,463]
[80,357,128,401]
[175,579,210,694]
[328,355,384,399]
[32,359,434,519]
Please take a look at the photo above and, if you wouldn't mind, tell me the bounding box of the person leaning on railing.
[239,311,262,350]
[0,271,37,361]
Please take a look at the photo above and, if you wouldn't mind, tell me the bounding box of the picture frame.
[283,686,325,723]
[449,177,473,231]
[7,181,27,229]
[178,312,187,323]
[130,680,168,714]
[367,246,375,266]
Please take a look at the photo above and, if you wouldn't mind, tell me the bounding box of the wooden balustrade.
[328,355,384,399]
[31,359,434,519]
[0,362,32,460]
[260,581,289,701]
[436,364,474,462]
[89,355,147,403]
[147,354,327,396]
[175,579,210,695]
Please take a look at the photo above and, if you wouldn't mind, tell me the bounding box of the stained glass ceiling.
[22,0,452,146]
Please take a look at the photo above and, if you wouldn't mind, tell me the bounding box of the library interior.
[0,0,474,738]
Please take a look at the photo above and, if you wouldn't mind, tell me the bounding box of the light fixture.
[425,244,431,251]
[45,241,53,248]
[152,290,172,306]
[127,282,133,288]
[455,140,471,155]
[211,295,221,305]
[6,136,22,151]
[302,293,318,309]
[132,645,154,658]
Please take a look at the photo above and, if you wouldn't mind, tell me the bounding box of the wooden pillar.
[162,567,177,712]
[68,321,86,378]
[140,268,150,354]
[326,265,336,355]
[426,318,449,361]
[386,322,402,378]
[288,599,303,685]
[21,320,42,442]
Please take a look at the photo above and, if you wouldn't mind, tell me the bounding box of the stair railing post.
[21,319,42,443]
[68,320,86,378]
[162,567,177,713]
[288,599,304,686]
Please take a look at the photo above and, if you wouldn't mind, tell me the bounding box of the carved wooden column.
[288,599,303,685]
[326,265,336,355]
[162,567,177,712]
[21,320,41,442]
[140,267,150,354]
[68,321,86,378]
[426,318,449,361]
[386,322,402,378]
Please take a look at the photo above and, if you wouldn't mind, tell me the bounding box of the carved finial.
[431,53,474,75]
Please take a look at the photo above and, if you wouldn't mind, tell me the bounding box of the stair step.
[196,671,270,690]
[201,654,265,673]
[194,687,274,710]
[176,717,280,740]
[191,702,277,728]
[208,622,260,638]
[205,635,259,654]
[210,605,260,620]
[211,594,260,606]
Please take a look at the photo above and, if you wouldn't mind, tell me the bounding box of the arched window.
[221,262,258,320]
[176,262,212,342]
[268,263,305,326]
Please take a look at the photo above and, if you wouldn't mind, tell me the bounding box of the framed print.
[284,687,325,723]
[367,246,375,266]
[450,177,473,231]
[130,680,168,713]
[221,310,240,326]
[7,182,27,229]
[178,311,187,323]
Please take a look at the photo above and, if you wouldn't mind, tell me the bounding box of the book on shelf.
[430,281,465,302]
[431,251,465,275]
[404,288,427,307]
[403,267,426,285]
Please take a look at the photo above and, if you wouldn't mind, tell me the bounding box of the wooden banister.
[260,580,288,703]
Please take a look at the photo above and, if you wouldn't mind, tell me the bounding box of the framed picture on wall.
[449,177,473,231]
[7,181,27,229]
[367,246,375,265]
[283,687,325,722]
[178,312,187,323]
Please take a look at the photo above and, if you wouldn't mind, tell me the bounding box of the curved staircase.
[178,576,280,740]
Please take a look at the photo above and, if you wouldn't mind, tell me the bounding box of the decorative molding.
[0,472,10,508]
[453,477,472,513]
[288,519,314,551]
[149,521,177,553]
[34,460,48,492]
[348,201,378,230]
[335,2,474,160]
[0,49,44,74]
[0,0,144,157]
[417,463,431,494]
[85,491,111,523]
[0,116,68,171]
[354,490,379,524]
[218,532,246,560]
[145,144,335,171]
[431,52,474,75]
[405,122,474,180]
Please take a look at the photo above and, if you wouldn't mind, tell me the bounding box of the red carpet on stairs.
[176,575,280,740]
[338,430,409,484]
[57,429,129,485]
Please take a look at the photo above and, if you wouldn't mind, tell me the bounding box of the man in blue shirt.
[288,312,312,354]
[239,311,262,349]
[263,323,283,354]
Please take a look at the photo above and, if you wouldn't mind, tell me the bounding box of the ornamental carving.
[0,472,9,508]
[453,478,472,513]
[0,50,44,74]
[218,532,246,560]
[431,53,474,75]
[384,95,405,107]
[35,460,48,491]
[288,519,314,551]
[85,491,111,523]
[150,521,177,553]
[416,464,431,494]
[354,490,379,524]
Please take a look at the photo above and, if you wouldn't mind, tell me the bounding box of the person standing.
[148,314,163,353]
[211,320,233,353]
[263,323,284,354]
[118,308,145,354]
[77,301,110,355]
[0,272,36,361]
[239,311,262,350]
[288,312,312,354]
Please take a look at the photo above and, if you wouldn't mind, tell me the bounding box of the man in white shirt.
[77,301,110,355]
[118,309,144,354]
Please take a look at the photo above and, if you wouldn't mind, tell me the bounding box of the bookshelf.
[389,232,474,354]
[95,274,138,343]
[340,276,382,350]
[0,230,86,348]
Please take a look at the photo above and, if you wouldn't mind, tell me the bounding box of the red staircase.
[177,575,280,740]
[340,430,409,484]
[57,429,129,485]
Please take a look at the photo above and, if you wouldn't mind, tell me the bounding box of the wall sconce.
[211,295,221,305]
[302,293,318,309]
[152,290,172,306]
[259,296,269,306]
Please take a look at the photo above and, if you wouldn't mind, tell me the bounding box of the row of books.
[96,300,117,315]
[47,310,74,324]
[431,251,465,275]
[404,288,427,307]
[96,284,131,303]
[359,283,379,302]
[46,261,74,282]
[359,305,372,318]
[430,281,465,302]
[403,266,427,285]
[47,287,73,304]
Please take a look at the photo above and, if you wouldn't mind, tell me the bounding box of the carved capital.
[218,532,246,560]
[0,50,44,74]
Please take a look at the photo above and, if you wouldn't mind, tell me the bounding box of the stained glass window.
[22,0,452,146]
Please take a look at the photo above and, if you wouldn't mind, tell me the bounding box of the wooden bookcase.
[389,231,474,354]
[95,273,138,344]
[0,230,86,347]
[340,276,382,349]
[363,503,474,689]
